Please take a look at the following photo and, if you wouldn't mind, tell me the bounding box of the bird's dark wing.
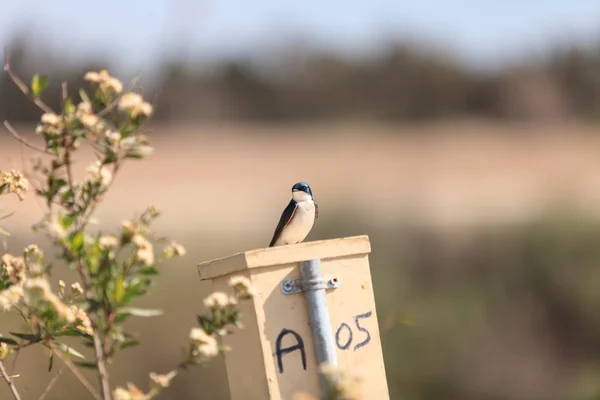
[314,201,319,220]
[268,199,297,247]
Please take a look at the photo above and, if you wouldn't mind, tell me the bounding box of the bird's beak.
[292,189,299,192]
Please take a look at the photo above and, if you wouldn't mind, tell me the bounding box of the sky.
[1,0,599,72]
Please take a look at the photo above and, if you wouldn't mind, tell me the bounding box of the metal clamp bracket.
[281,275,341,295]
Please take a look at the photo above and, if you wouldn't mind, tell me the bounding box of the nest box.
[197,235,389,400]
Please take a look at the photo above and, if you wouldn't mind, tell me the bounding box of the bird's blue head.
[292,182,313,200]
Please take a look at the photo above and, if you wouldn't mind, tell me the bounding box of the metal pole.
[300,258,338,397]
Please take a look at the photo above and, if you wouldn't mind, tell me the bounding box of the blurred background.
[2,0,600,399]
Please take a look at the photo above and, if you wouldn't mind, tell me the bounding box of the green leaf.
[60,188,74,203]
[0,337,18,345]
[9,332,42,343]
[46,177,67,201]
[0,226,11,236]
[114,274,124,304]
[62,214,78,229]
[118,307,163,318]
[86,299,104,314]
[104,149,116,164]
[55,343,85,359]
[79,88,91,104]
[138,266,159,276]
[120,339,140,350]
[70,231,85,253]
[55,328,87,337]
[44,262,54,275]
[120,137,137,147]
[218,344,231,353]
[48,352,54,372]
[127,145,154,159]
[64,97,75,114]
[196,315,216,334]
[31,74,39,96]
[75,361,98,369]
[31,74,48,97]
[114,313,130,324]
[120,278,151,305]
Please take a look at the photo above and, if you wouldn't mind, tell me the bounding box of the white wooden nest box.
[197,235,390,400]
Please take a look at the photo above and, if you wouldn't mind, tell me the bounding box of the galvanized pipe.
[300,258,338,397]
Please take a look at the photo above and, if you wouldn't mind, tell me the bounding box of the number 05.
[335,311,373,351]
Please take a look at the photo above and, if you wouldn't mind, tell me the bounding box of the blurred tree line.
[2,34,600,123]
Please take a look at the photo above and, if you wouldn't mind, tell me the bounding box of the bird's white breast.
[275,199,316,246]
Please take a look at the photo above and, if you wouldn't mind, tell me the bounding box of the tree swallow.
[268,182,319,247]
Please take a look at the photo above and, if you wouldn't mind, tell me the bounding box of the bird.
[268,182,319,247]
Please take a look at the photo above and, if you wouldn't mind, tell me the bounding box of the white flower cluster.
[84,70,124,94]
[189,327,219,358]
[85,160,112,188]
[0,169,29,200]
[34,69,152,151]
[118,92,153,117]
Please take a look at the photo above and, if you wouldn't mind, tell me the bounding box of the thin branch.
[90,145,105,160]
[0,359,22,400]
[71,256,112,400]
[9,348,20,376]
[59,133,111,400]
[51,346,102,400]
[0,211,16,221]
[96,97,120,118]
[51,123,112,400]
[9,310,30,373]
[63,143,74,190]
[61,82,68,108]
[38,363,65,400]
[4,121,51,154]
[131,71,143,94]
[92,327,111,400]
[3,52,54,114]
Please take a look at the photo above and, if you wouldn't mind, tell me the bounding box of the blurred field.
[2,121,600,399]
[4,121,600,233]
